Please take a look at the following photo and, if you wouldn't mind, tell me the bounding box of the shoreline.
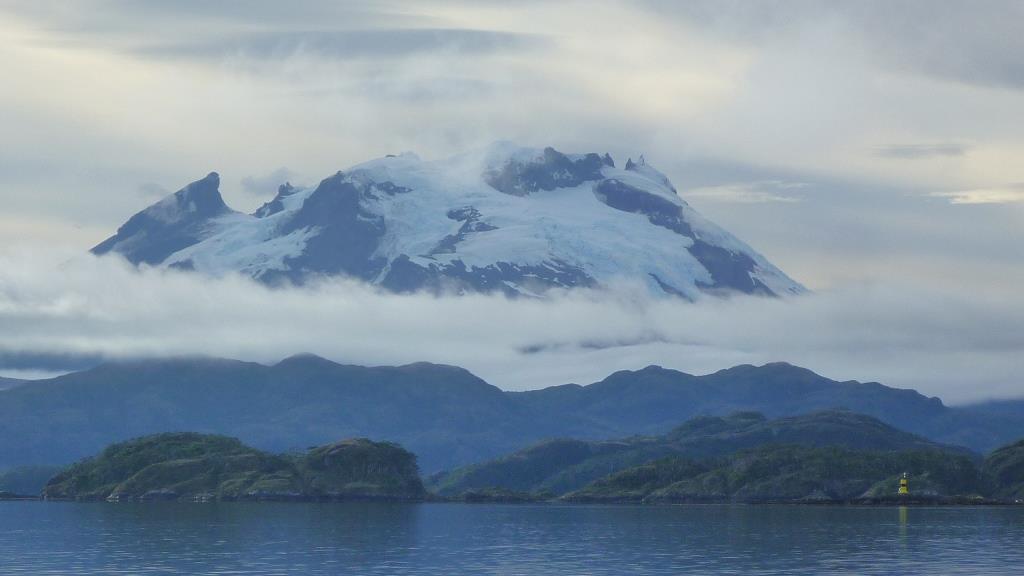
[6,495,1021,507]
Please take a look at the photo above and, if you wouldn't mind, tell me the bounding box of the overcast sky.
[0,1,1021,401]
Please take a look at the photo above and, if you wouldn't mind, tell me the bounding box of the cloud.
[136,29,547,62]
[856,1,1024,91]
[240,167,297,197]
[0,1,423,45]
[931,183,1024,205]
[644,0,1024,91]
[875,143,969,159]
[685,181,804,203]
[0,351,102,373]
[136,181,170,199]
[0,247,1021,405]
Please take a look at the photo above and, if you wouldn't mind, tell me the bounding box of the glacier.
[92,143,805,299]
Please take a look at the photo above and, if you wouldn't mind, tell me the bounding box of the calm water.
[1,502,1023,575]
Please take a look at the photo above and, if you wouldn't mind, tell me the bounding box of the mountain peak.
[92,146,805,298]
[273,353,340,370]
[170,172,227,216]
[91,172,232,265]
[139,171,229,223]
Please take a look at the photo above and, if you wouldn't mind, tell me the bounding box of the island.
[13,410,1024,505]
[41,433,425,502]
[431,411,1024,504]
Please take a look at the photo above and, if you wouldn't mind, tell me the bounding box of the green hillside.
[42,433,424,501]
[567,446,987,503]
[983,439,1024,500]
[429,410,970,497]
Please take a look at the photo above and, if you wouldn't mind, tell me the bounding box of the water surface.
[1,502,1022,575]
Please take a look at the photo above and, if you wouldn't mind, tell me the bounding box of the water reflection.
[898,505,908,550]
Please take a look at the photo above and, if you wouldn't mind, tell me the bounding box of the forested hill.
[1,356,1021,473]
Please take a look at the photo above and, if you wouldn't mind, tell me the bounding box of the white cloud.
[1,247,1021,405]
[932,184,1024,205]
[685,181,804,203]
[874,143,969,159]
[240,167,299,197]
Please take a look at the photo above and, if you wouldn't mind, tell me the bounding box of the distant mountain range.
[962,399,1024,420]
[1,355,1022,474]
[92,144,804,298]
[0,377,24,391]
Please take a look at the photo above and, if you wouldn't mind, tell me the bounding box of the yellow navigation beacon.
[898,472,909,495]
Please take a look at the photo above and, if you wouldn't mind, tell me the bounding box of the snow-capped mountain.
[92,143,804,298]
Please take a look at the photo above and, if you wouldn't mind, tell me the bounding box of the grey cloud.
[134,29,547,62]
[109,0,389,24]
[44,1,1016,89]
[4,2,542,64]
[852,1,1024,90]
[643,0,1024,90]
[874,143,970,159]
[240,168,297,197]
[0,351,103,373]
[137,181,170,199]
[3,0,414,39]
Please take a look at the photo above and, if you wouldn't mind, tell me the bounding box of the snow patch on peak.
[625,157,677,194]
[163,212,318,277]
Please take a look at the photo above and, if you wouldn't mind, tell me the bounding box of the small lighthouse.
[898,472,909,495]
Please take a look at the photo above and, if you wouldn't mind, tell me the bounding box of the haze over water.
[2,502,1022,575]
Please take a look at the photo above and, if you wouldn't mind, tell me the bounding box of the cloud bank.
[1,247,1020,404]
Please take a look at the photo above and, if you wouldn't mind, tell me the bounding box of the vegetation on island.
[982,439,1024,500]
[565,446,988,503]
[12,408,1024,506]
[41,433,424,502]
[429,410,970,497]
